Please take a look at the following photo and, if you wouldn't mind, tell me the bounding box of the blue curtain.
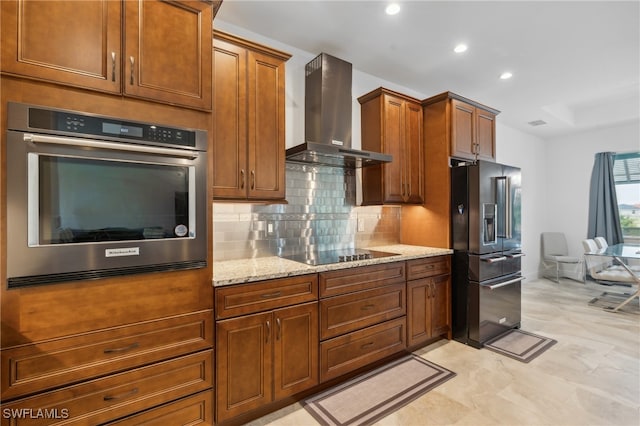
[587,152,624,244]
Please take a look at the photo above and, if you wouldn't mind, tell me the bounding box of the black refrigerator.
[451,160,524,348]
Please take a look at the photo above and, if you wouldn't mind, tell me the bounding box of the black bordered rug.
[302,354,455,426]
[484,329,557,363]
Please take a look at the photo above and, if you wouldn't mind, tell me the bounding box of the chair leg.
[555,263,560,283]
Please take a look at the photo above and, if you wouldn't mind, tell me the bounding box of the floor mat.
[483,329,557,363]
[303,354,455,426]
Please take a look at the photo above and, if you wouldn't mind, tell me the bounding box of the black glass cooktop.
[280,248,399,266]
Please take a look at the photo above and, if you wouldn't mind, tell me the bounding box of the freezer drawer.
[468,275,522,348]
[468,251,522,282]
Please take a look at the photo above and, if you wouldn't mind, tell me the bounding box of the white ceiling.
[215,0,640,139]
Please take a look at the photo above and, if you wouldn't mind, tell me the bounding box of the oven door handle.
[24,133,200,159]
[485,276,524,290]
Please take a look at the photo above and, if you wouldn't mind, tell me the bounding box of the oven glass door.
[30,153,196,246]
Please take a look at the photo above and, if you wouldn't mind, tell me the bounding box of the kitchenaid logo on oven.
[105,247,140,257]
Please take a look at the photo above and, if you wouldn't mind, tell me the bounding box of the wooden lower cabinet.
[406,256,452,348]
[215,301,318,423]
[0,351,212,426]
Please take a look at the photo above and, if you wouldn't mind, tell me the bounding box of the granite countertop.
[212,244,453,287]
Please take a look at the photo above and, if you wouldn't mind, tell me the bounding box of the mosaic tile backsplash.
[213,163,401,261]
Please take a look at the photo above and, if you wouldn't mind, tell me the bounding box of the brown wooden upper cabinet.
[358,88,424,205]
[0,0,218,110]
[422,92,499,162]
[212,31,290,201]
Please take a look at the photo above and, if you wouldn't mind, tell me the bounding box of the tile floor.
[246,278,640,426]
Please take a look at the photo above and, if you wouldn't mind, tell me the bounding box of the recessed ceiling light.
[500,71,513,80]
[454,44,468,53]
[385,3,400,15]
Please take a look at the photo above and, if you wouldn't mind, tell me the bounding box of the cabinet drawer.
[320,317,406,382]
[319,262,405,298]
[106,390,213,425]
[320,283,406,340]
[0,350,212,426]
[215,274,318,319]
[406,256,450,280]
[1,311,213,401]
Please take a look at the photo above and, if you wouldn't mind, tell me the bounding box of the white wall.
[495,124,547,280]
[543,121,640,258]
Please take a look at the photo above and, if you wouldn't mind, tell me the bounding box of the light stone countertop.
[212,244,453,286]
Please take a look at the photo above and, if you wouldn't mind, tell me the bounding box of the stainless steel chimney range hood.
[285,53,392,168]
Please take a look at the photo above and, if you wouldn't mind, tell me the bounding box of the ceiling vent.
[528,119,547,127]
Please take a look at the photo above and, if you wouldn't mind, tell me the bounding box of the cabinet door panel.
[216,312,272,422]
[431,274,451,337]
[476,109,496,161]
[273,303,319,400]
[451,99,475,159]
[1,0,121,93]
[247,50,286,200]
[382,94,405,203]
[212,38,248,198]
[124,0,212,110]
[404,101,424,203]
[407,279,430,347]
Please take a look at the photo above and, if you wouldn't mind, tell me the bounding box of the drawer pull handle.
[129,56,135,85]
[104,387,139,401]
[276,318,281,340]
[361,304,376,310]
[361,342,374,349]
[261,291,282,299]
[266,320,271,343]
[111,51,116,82]
[104,342,140,354]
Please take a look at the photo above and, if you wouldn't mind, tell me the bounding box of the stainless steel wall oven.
[5,103,208,288]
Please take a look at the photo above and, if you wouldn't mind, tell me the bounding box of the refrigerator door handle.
[495,176,513,239]
[486,276,524,290]
[482,256,507,263]
[506,253,525,258]
[505,176,513,239]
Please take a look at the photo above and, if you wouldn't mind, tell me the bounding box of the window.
[614,152,640,242]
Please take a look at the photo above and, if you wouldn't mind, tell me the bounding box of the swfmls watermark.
[2,408,70,420]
